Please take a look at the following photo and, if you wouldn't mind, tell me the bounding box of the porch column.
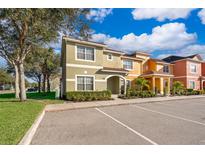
[124,79,127,95]
[160,77,164,95]
[167,78,171,95]
[152,76,155,93]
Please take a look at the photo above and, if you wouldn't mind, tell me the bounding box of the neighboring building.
[61,37,174,96]
[163,54,205,90]
[202,62,205,89]
[140,58,173,95]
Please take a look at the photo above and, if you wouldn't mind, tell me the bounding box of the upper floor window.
[76,45,95,61]
[190,63,197,73]
[107,54,113,61]
[163,65,169,73]
[77,76,94,91]
[123,60,133,70]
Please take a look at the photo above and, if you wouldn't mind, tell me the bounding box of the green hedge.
[184,89,204,96]
[120,88,156,99]
[65,90,112,102]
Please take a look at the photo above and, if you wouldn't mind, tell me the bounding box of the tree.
[0,9,91,101]
[172,81,185,95]
[135,77,150,91]
[24,47,45,93]
[0,68,14,90]
[0,68,14,84]
[43,48,60,92]
[25,47,60,93]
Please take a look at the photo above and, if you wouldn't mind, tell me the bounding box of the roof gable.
[163,54,203,63]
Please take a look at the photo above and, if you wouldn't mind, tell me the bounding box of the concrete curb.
[45,95,205,112]
[18,109,45,145]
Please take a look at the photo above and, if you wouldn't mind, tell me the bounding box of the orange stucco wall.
[173,60,187,76]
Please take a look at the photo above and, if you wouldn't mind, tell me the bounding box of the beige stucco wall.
[65,67,126,92]
[103,52,122,68]
[66,41,104,66]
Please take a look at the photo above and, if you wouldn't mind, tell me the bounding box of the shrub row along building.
[61,36,205,96]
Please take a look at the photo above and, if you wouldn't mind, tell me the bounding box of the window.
[163,65,169,73]
[107,54,113,60]
[77,76,94,91]
[189,80,196,89]
[190,64,197,73]
[77,46,95,61]
[123,60,133,70]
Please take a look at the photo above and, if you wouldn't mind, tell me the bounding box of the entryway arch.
[105,75,126,94]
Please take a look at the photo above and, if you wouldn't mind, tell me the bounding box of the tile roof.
[163,54,203,63]
[150,58,170,64]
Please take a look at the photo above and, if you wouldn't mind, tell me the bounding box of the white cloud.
[178,44,205,59]
[198,9,205,24]
[86,9,113,23]
[132,8,194,21]
[91,22,197,53]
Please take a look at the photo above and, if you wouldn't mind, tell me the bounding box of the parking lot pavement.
[135,98,205,123]
[31,108,151,145]
[31,98,205,145]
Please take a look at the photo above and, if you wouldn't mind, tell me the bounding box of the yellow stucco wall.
[125,59,142,87]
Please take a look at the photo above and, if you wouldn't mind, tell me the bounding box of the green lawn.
[0,92,64,145]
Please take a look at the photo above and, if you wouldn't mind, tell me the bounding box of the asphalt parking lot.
[31,98,205,145]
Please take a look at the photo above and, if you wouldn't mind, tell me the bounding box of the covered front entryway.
[106,75,126,94]
[141,74,173,95]
[100,67,128,95]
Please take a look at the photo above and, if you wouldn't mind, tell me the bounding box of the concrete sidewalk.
[45,95,205,112]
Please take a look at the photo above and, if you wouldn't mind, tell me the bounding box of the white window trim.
[189,80,196,89]
[75,75,95,91]
[75,44,96,62]
[107,53,113,61]
[123,60,133,70]
[190,63,197,74]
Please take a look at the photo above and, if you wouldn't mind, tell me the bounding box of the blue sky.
[88,8,205,59]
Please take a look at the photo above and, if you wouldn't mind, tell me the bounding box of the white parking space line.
[95,108,158,145]
[132,105,205,126]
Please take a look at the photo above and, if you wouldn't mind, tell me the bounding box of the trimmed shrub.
[124,88,156,99]
[65,90,112,102]
[184,89,204,96]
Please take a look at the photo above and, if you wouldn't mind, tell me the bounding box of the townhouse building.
[163,54,205,90]
[61,36,174,96]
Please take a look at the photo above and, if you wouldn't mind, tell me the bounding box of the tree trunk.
[18,62,27,101]
[14,65,20,99]
[42,74,46,92]
[38,75,41,93]
[47,75,50,92]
